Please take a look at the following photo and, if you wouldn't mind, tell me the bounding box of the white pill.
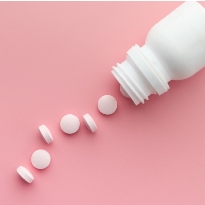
[31,149,51,169]
[83,114,97,133]
[98,95,117,115]
[120,85,130,98]
[17,166,34,183]
[60,114,80,134]
[39,124,53,144]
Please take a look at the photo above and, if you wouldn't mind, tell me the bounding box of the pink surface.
[1,2,205,205]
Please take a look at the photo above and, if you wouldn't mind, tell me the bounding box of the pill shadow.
[81,121,97,136]
[15,173,34,187]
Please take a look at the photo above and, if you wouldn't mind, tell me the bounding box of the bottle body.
[112,2,205,105]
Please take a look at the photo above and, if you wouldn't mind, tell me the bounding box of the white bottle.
[112,1,205,105]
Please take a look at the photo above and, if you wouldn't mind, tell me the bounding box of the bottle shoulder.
[145,2,205,80]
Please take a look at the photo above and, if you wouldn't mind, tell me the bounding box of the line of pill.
[17,95,118,183]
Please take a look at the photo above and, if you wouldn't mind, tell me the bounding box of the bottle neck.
[141,45,171,82]
[111,44,170,105]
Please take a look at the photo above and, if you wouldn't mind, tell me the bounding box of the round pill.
[120,85,130,98]
[31,149,51,169]
[39,125,53,144]
[17,166,34,183]
[60,114,80,134]
[98,95,117,115]
[83,114,97,133]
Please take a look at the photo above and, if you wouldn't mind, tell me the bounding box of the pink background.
[1,2,205,205]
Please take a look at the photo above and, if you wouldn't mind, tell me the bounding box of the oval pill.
[98,95,117,115]
[39,125,53,144]
[60,114,80,134]
[17,166,34,183]
[83,114,97,133]
[120,85,130,98]
[31,149,51,169]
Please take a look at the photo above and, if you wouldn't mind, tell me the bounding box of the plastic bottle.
[112,1,205,105]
